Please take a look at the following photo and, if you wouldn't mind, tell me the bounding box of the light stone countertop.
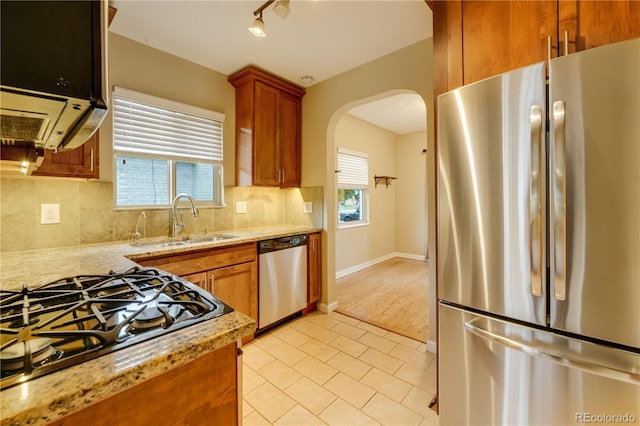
[0,224,320,425]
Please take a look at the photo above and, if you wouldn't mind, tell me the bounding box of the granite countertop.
[0,224,320,426]
[0,311,255,426]
[1,224,319,291]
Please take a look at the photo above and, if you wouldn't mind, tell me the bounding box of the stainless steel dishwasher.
[258,234,308,329]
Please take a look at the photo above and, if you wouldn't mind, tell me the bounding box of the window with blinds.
[112,87,225,208]
[337,147,369,226]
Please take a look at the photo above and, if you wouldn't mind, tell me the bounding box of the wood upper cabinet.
[558,1,640,55]
[33,131,99,178]
[228,66,305,187]
[460,1,557,84]
[434,0,640,93]
[307,232,322,307]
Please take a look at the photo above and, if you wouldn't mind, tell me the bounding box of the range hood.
[0,0,108,175]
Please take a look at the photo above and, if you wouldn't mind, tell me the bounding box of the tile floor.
[241,311,439,425]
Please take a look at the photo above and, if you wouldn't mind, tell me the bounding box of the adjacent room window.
[113,87,225,208]
[337,147,369,226]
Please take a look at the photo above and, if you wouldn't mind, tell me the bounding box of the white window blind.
[113,87,224,163]
[337,147,369,188]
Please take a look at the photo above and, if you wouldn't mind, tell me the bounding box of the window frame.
[337,147,370,228]
[112,87,225,210]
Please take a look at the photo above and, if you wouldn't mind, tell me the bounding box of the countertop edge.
[0,311,255,426]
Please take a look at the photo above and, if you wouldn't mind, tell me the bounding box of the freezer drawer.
[439,303,640,426]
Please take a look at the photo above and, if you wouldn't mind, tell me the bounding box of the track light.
[248,0,290,37]
[248,11,266,37]
[273,0,290,19]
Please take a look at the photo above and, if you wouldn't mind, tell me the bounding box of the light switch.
[41,204,60,224]
[303,202,313,213]
[236,201,247,214]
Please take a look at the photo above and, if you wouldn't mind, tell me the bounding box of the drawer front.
[137,243,256,276]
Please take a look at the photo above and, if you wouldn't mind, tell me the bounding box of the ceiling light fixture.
[248,11,267,37]
[248,0,290,37]
[273,0,290,19]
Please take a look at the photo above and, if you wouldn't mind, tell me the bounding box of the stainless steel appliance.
[258,234,308,329]
[437,38,640,425]
[0,267,233,390]
[0,0,108,174]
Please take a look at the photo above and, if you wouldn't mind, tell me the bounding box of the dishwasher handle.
[258,234,308,253]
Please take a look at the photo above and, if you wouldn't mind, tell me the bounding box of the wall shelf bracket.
[374,175,397,188]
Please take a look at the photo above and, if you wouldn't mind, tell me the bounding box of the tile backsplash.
[0,178,323,253]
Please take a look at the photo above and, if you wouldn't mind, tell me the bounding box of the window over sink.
[112,87,225,208]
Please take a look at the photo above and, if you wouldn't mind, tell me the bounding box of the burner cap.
[0,338,56,372]
[130,307,169,333]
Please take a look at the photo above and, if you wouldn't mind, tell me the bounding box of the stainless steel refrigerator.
[437,37,640,425]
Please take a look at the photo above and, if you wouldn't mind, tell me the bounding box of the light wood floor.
[335,257,429,342]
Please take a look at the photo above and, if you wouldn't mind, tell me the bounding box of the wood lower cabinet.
[50,342,239,426]
[137,243,258,335]
[212,262,258,323]
[305,232,322,312]
[228,66,305,187]
[33,132,99,178]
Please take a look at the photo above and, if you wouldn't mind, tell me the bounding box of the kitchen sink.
[182,234,238,244]
[133,234,238,248]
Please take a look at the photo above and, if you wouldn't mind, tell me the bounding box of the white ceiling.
[109,0,433,134]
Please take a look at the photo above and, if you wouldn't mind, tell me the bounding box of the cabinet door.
[33,132,99,178]
[461,0,556,85]
[559,1,640,54]
[182,271,211,293]
[279,92,301,187]
[212,262,258,323]
[307,232,322,304]
[254,82,281,186]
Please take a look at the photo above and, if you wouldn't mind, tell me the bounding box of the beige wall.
[335,114,398,273]
[396,131,428,257]
[334,117,428,275]
[301,37,436,340]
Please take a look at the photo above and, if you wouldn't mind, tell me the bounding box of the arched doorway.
[328,91,430,342]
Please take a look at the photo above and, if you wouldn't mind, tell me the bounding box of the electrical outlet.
[303,202,313,213]
[235,201,247,214]
[41,203,60,224]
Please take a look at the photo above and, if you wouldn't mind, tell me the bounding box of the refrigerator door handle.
[552,100,567,300]
[464,318,640,385]
[530,105,543,297]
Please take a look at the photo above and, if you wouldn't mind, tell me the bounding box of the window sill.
[337,221,370,230]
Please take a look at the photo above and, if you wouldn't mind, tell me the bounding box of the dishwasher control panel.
[258,234,308,253]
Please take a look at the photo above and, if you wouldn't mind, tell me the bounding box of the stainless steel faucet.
[171,193,199,239]
[133,210,146,244]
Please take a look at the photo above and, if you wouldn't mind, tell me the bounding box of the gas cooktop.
[0,266,233,390]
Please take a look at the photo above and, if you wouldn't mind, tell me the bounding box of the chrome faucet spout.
[171,193,199,239]
[133,210,146,244]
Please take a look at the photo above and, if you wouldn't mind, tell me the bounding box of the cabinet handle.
[90,149,94,172]
[564,30,569,56]
[282,169,285,183]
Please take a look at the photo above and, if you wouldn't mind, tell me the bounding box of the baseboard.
[317,301,338,313]
[426,339,437,354]
[336,252,427,279]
